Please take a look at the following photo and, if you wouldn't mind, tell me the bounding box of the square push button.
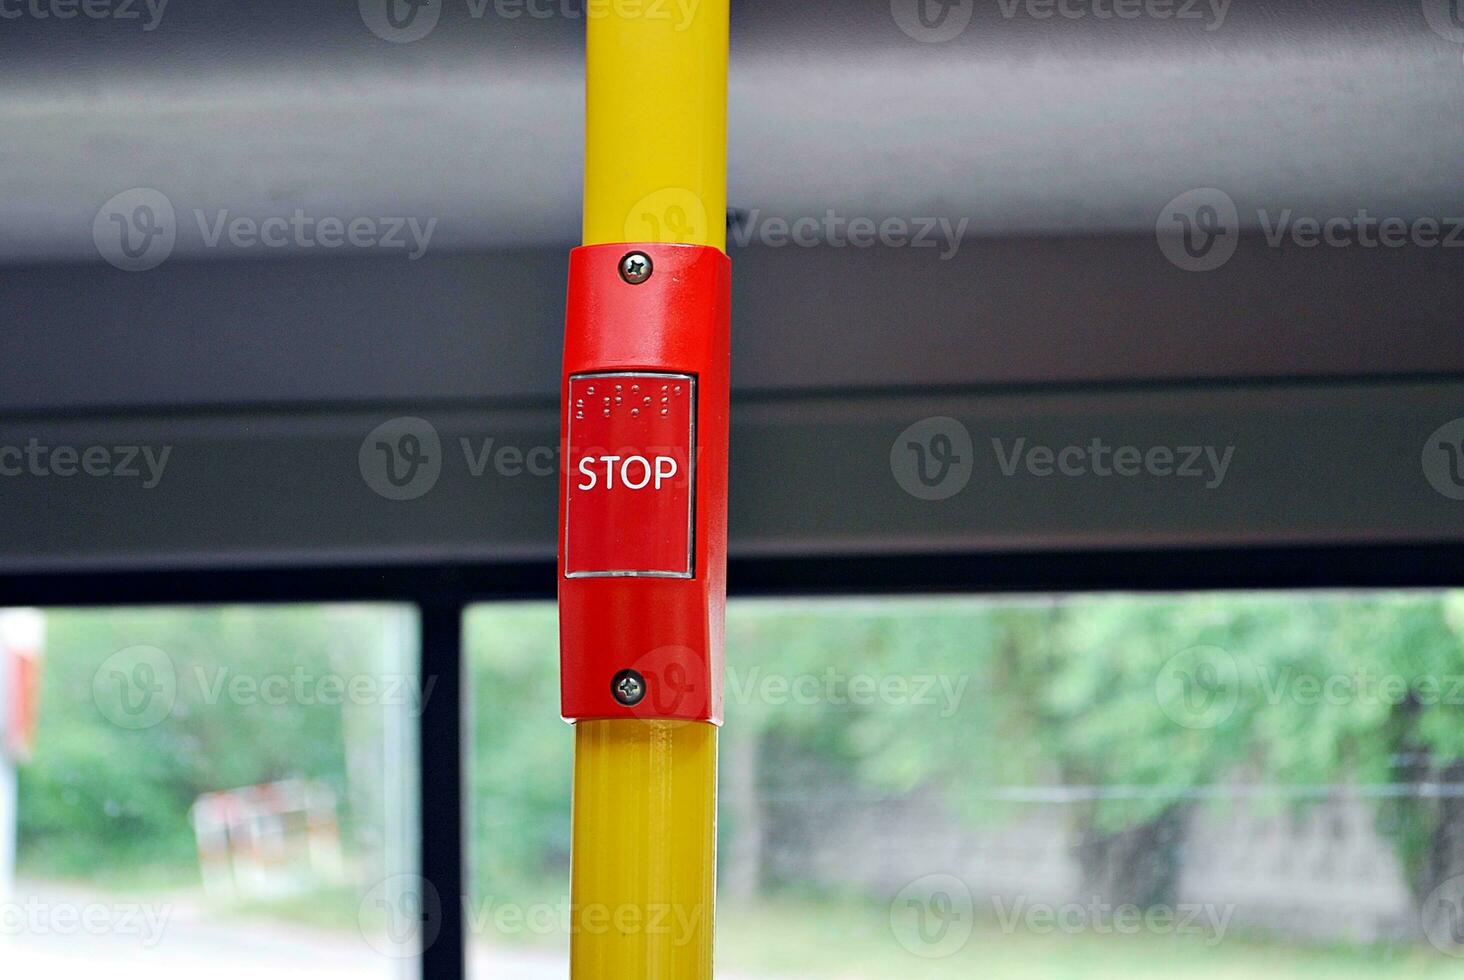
[564,372,696,578]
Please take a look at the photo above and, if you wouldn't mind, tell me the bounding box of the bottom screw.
[612,669,647,706]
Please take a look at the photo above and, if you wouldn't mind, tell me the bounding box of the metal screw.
[612,669,646,706]
[619,251,653,285]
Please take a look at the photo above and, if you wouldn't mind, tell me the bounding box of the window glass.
[469,593,1464,978]
[3,605,420,980]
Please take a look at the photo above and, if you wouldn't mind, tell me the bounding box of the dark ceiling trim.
[2,543,1461,608]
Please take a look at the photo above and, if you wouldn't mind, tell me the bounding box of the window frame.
[5,542,1464,979]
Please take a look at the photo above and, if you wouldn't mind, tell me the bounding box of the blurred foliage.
[16,605,402,883]
[464,594,1464,907]
[16,593,1464,912]
[464,606,574,897]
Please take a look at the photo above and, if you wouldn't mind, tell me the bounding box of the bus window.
[6,604,420,980]
[467,592,1464,979]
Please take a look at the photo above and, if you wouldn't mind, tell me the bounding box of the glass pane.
[469,592,1464,978]
[2,604,420,980]
[465,605,573,978]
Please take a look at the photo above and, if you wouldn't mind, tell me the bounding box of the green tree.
[18,606,397,883]
[464,605,574,901]
[994,591,1464,918]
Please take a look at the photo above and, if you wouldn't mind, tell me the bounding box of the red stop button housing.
[558,243,731,724]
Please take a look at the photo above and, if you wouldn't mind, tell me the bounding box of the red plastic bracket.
[558,243,731,724]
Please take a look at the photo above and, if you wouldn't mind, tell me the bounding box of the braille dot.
[587,387,596,395]
[631,409,640,418]
[660,408,670,417]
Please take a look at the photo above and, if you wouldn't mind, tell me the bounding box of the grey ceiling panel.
[3,0,1462,573]
[0,378,1459,574]
[3,236,1461,415]
[2,1,1463,262]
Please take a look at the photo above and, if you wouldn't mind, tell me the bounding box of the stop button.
[564,371,696,578]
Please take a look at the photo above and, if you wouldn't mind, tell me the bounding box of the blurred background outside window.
[469,594,1464,979]
[3,605,419,980]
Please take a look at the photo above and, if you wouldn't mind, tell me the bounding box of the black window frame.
[5,541,1464,979]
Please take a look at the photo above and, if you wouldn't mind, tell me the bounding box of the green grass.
[715,899,1459,979]
[458,885,1463,977]
[21,869,1460,977]
[15,857,200,893]
[227,884,365,933]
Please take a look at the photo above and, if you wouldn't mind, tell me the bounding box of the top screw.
[619,252,653,285]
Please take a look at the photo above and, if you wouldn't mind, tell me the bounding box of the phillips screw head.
[619,251,653,285]
[612,669,647,706]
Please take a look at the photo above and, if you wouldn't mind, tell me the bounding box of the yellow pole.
[573,3,728,979]
[582,0,729,252]
[572,720,718,978]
